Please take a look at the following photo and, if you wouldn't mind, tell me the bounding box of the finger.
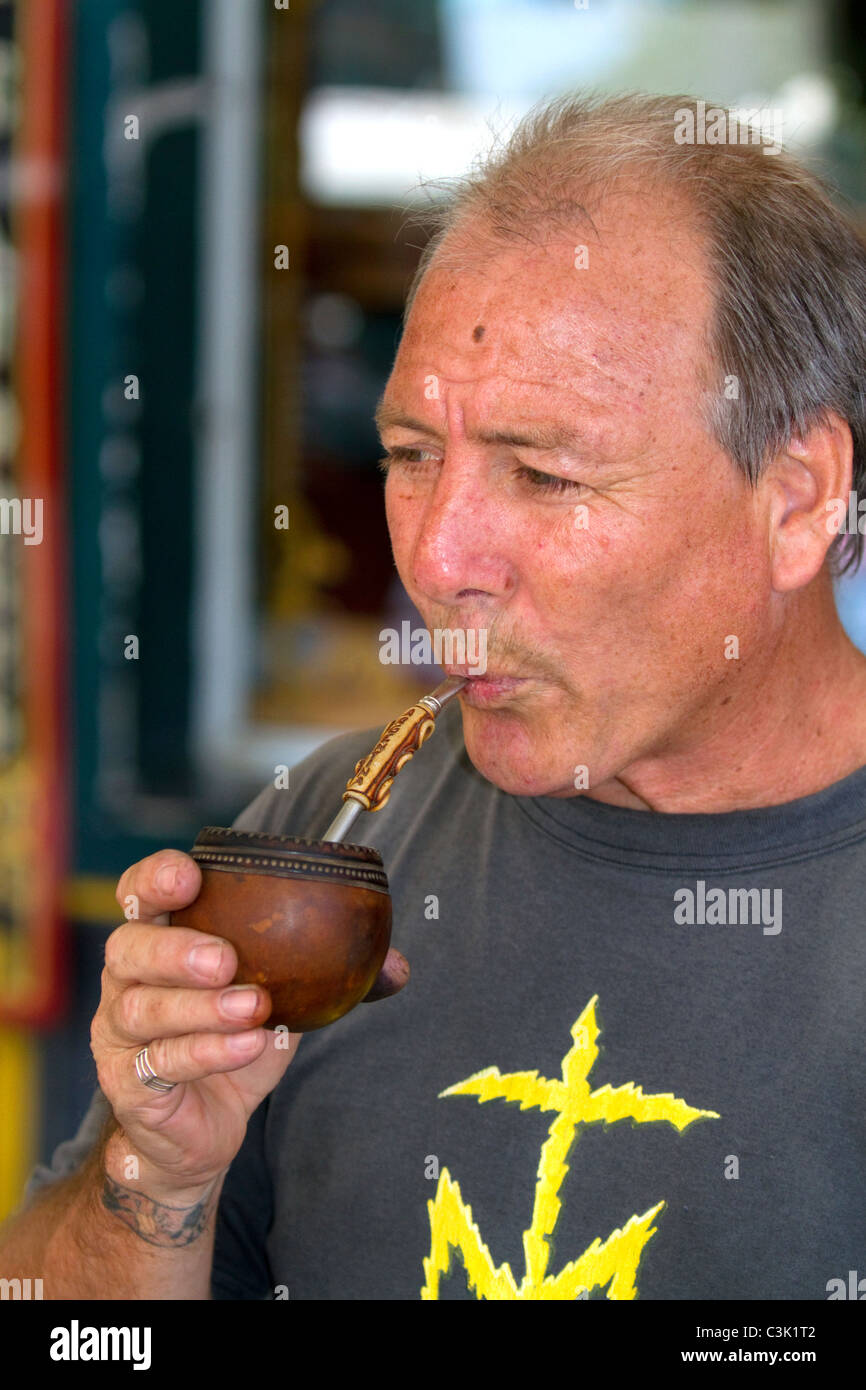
[362,948,410,1003]
[112,982,273,1044]
[115,850,202,926]
[126,1028,271,1089]
[105,921,238,988]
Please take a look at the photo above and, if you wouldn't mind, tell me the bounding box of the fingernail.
[156,864,179,894]
[189,943,224,979]
[220,986,259,1019]
[229,1030,261,1052]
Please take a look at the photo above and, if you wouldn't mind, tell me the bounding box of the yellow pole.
[0,1026,38,1222]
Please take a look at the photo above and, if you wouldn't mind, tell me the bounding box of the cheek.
[532,494,757,655]
[526,507,623,597]
[384,483,415,560]
[598,514,766,672]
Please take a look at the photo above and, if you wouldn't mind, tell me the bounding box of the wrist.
[102,1128,225,1206]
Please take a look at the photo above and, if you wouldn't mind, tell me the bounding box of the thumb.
[362,948,410,1003]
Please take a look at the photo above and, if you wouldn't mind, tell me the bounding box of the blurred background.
[3,0,866,1218]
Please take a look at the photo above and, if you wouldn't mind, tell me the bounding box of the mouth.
[444,666,530,706]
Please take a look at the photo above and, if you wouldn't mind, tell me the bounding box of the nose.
[405,455,516,607]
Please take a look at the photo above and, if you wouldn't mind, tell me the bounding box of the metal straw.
[323,675,468,843]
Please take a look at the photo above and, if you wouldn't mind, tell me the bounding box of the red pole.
[0,0,70,1025]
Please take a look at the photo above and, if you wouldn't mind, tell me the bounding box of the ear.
[761,413,854,592]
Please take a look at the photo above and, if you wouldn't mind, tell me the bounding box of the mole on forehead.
[472,323,485,342]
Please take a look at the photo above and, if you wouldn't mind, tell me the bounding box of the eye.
[377,447,439,476]
[377,449,586,496]
[516,465,586,495]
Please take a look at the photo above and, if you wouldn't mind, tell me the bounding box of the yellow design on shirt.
[422,996,719,1300]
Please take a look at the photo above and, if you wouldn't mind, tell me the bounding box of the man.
[3,91,866,1300]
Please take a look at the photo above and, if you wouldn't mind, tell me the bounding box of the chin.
[458,706,574,797]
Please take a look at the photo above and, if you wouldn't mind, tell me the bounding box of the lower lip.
[459,677,527,706]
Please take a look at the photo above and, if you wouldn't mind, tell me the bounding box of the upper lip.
[444,666,525,681]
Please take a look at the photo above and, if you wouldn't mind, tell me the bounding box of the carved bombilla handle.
[323,676,467,843]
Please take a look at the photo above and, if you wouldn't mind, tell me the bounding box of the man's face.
[377,190,773,802]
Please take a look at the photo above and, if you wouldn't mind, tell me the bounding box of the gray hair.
[403,91,866,575]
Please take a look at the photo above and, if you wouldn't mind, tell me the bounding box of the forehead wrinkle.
[376,374,618,432]
[392,328,651,411]
[468,358,653,431]
[446,303,665,405]
[419,238,693,369]
[404,271,674,403]
[375,388,635,460]
[530,299,681,379]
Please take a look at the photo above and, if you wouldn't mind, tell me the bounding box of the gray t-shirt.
[24,700,866,1299]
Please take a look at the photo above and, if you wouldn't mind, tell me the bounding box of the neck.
[584,578,866,813]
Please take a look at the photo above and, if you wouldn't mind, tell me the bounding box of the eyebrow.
[374,403,589,454]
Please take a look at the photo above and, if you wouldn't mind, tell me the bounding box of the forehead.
[391,188,714,417]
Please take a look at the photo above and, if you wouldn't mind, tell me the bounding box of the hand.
[92,849,408,1198]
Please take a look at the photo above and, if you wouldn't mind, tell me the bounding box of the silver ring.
[134,1045,177,1093]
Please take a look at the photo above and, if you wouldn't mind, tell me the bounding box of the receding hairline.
[404,162,714,318]
[399,175,719,404]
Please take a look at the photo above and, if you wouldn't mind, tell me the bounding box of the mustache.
[421,610,558,681]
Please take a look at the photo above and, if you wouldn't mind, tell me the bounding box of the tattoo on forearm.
[102,1175,213,1247]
